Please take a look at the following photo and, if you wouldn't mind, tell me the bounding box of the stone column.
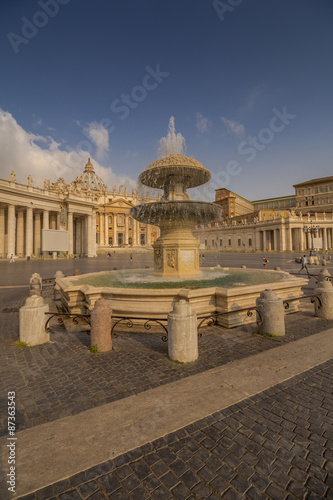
[254,228,260,251]
[68,212,74,255]
[92,211,97,256]
[0,207,5,256]
[287,226,292,251]
[76,219,81,255]
[124,215,129,245]
[113,214,117,246]
[34,212,41,255]
[299,227,304,251]
[82,217,87,255]
[25,207,33,257]
[323,228,327,251]
[87,214,93,257]
[280,223,286,252]
[98,212,104,247]
[104,213,109,246]
[43,210,49,229]
[7,204,16,257]
[56,212,60,230]
[16,209,25,256]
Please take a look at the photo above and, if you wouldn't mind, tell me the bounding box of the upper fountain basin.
[130,200,222,226]
[139,153,211,189]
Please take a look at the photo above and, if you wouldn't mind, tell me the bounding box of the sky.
[0,0,332,201]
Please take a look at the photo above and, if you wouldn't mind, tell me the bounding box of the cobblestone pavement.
[17,358,333,500]
[1,287,333,434]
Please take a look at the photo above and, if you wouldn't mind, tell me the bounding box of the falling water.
[158,116,187,157]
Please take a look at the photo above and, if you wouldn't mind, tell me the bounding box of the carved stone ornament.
[167,250,176,269]
[9,170,16,182]
[154,248,163,269]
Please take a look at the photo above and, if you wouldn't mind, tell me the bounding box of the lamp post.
[303,222,320,256]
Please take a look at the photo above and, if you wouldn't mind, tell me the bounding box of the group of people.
[262,254,310,275]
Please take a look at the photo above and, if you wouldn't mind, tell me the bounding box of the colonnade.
[0,204,97,258]
[197,218,333,253]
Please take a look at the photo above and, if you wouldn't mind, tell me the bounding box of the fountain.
[56,119,305,327]
[130,153,222,278]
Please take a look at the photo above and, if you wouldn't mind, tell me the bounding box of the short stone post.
[90,298,113,352]
[313,280,333,319]
[317,268,331,283]
[256,289,285,337]
[322,258,327,266]
[19,295,50,346]
[29,274,42,296]
[54,270,65,300]
[167,300,198,363]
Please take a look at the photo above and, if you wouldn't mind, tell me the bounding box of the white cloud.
[196,112,211,133]
[84,121,109,160]
[242,86,262,112]
[221,117,245,137]
[0,109,136,190]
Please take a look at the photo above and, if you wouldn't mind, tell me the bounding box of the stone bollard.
[313,280,333,319]
[90,298,113,352]
[308,256,314,265]
[74,269,81,276]
[274,266,281,271]
[313,256,319,265]
[317,268,331,283]
[168,300,198,363]
[256,290,285,337]
[322,258,327,266]
[29,273,42,296]
[241,265,246,269]
[54,270,65,300]
[19,295,49,346]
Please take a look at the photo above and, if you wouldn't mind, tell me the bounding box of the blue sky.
[0,0,332,200]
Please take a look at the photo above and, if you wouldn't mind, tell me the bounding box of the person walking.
[9,254,15,263]
[298,254,310,275]
[262,256,269,269]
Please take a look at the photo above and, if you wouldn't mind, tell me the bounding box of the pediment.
[105,198,134,209]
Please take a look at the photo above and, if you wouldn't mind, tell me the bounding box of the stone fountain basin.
[130,201,222,226]
[56,268,306,328]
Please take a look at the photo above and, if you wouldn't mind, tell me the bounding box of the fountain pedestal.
[153,227,200,278]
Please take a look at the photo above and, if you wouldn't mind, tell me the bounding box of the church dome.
[72,158,107,191]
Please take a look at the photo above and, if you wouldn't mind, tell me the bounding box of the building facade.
[294,176,333,212]
[0,159,159,258]
[194,212,333,253]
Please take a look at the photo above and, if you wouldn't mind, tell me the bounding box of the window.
[108,216,112,224]
[205,240,207,247]
[238,239,241,246]
[220,239,223,247]
[249,238,252,247]
[118,215,123,224]
[128,217,132,225]
[212,239,215,247]
[228,239,231,246]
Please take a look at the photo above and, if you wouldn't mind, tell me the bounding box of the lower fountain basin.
[56,268,306,328]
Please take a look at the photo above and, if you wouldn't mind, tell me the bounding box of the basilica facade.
[0,159,159,258]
